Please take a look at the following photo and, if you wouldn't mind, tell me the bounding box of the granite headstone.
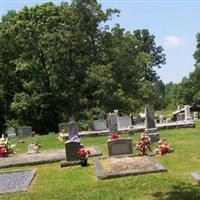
[145,105,160,142]
[108,111,119,134]
[118,116,132,129]
[107,138,133,156]
[18,126,32,139]
[68,121,78,140]
[6,127,16,138]
[93,119,107,131]
[64,141,83,161]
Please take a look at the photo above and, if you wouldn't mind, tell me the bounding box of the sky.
[0,0,200,83]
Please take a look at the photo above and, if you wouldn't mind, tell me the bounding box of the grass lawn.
[1,122,200,200]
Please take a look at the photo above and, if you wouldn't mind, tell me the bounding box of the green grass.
[2,123,200,200]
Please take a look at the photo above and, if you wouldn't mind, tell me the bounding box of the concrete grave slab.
[0,169,36,194]
[0,146,102,169]
[94,156,167,179]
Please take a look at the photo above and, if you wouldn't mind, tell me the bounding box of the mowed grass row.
[1,122,200,200]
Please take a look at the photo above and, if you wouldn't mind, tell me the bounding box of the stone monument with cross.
[145,105,160,142]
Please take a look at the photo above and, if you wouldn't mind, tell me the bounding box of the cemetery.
[0,106,200,199]
[1,1,200,199]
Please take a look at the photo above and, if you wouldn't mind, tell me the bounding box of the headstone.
[159,115,164,123]
[58,123,67,133]
[64,141,83,161]
[68,121,78,140]
[145,105,160,142]
[194,112,199,121]
[136,114,143,125]
[132,117,137,125]
[6,127,16,138]
[107,111,119,134]
[177,113,185,121]
[145,106,156,128]
[18,126,32,139]
[107,138,133,156]
[118,116,132,129]
[114,110,120,127]
[184,105,193,121]
[93,119,107,131]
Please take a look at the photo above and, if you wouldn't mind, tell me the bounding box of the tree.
[0,1,166,133]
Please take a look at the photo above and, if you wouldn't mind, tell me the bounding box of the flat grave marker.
[0,169,37,194]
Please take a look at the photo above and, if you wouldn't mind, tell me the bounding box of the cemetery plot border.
[94,155,167,179]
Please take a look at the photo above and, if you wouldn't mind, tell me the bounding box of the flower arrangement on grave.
[136,133,151,156]
[0,135,14,157]
[27,141,41,154]
[153,138,174,155]
[111,134,120,140]
[76,148,90,166]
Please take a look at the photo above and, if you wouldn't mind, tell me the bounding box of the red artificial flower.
[159,145,169,155]
[111,134,120,140]
[77,148,90,158]
[31,131,36,137]
[0,147,7,157]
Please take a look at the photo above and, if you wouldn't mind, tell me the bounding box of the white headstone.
[184,105,192,121]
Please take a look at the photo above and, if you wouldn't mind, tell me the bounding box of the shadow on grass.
[153,182,200,200]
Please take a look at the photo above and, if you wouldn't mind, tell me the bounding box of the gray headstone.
[64,141,83,161]
[184,105,192,121]
[58,123,67,133]
[93,119,107,131]
[177,113,185,121]
[136,114,143,125]
[68,121,78,139]
[118,116,132,129]
[18,126,32,139]
[145,105,156,129]
[6,127,16,138]
[108,111,119,134]
[107,138,133,156]
[132,117,137,125]
[145,105,160,142]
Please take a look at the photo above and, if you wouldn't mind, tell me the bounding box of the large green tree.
[0,0,165,133]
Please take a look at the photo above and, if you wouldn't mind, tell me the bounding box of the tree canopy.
[0,0,166,133]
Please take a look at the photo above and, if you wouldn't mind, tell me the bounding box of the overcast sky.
[1,0,200,83]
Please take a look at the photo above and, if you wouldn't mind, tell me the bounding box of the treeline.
[0,0,166,133]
